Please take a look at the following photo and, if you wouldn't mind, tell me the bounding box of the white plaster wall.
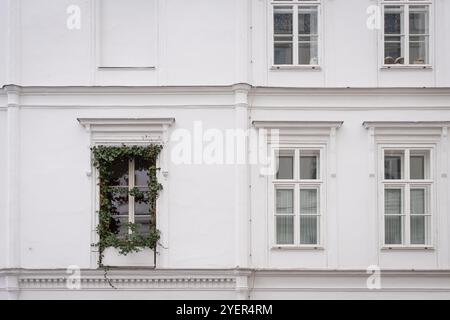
[2,0,448,87]
[18,106,236,269]
[250,107,450,270]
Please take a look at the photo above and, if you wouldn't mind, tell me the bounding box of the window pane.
[385,189,402,214]
[411,215,430,245]
[300,189,318,214]
[110,188,129,216]
[300,216,318,245]
[274,6,293,35]
[384,151,403,179]
[410,155,425,179]
[113,216,129,238]
[276,152,294,179]
[110,158,129,186]
[384,6,404,35]
[300,153,319,179]
[384,38,404,64]
[274,42,293,65]
[411,188,425,214]
[134,187,150,215]
[276,189,294,214]
[409,6,429,35]
[274,6,293,65]
[135,215,151,236]
[384,6,404,64]
[385,215,403,245]
[276,216,294,244]
[298,6,318,65]
[409,35,428,64]
[135,157,151,186]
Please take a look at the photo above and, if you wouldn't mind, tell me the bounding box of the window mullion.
[405,4,410,65]
[129,159,135,227]
[293,5,299,65]
[294,183,300,245]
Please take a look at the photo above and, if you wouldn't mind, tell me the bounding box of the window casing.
[271,0,321,66]
[382,0,432,67]
[381,147,433,247]
[273,147,324,246]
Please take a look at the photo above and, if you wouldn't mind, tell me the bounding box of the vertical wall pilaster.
[233,84,251,284]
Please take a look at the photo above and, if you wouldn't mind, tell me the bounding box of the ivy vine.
[92,144,163,267]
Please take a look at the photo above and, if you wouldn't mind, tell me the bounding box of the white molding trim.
[363,121,450,129]
[253,121,343,130]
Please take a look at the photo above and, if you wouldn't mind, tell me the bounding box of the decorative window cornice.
[77,117,175,145]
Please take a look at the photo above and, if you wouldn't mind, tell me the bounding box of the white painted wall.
[1,0,449,87]
[1,0,450,299]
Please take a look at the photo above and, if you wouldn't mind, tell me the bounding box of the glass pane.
[110,188,129,216]
[274,6,293,35]
[409,6,429,35]
[300,216,318,245]
[410,215,424,245]
[384,38,404,64]
[276,189,294,214]
[276,215,294,245]
[384,6,404,35]
[385,189,402,214]
[109,216,129,237]
[135,157,150,186]
[410,155,425,179]
[274,42,293,65]
[135,215,151,236]
[274,6,293,65]
[276,152,294,179]
[298,39,318,65]
[411,188,425,214]
[110,158,129,186]
[298,6,318,35]
[134,187,150,215]
[409,35,428,64]
[384,151,403,179]
[300,189,318,214]
[300,153,319,179]
[385,215,403,245]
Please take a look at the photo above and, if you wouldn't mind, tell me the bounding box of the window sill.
[270,65,321,71]
[381,65,432,70]
[381,246,434,251]
[271,245,324,251]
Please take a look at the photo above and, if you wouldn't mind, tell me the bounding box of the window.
[272,0,320,66]
[274,148,323,246]
[382,148,433,246]
[107,156,154,237]
[382,0,431,66]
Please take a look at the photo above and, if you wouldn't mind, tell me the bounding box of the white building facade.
[1,0,450,299]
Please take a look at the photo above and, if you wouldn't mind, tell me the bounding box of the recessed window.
[274,148,323,246]
[382,148,432,246]
[272,0,320,66]
[382,0,431,66]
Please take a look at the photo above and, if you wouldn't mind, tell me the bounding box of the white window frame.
[380,0,434,69]
[379,144,435,249]
[269,0,322,70]
[271,145,325,248]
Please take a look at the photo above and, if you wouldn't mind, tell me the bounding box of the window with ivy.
[92,145,162,265]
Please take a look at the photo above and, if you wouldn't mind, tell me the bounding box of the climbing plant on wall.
[91,144,163,267]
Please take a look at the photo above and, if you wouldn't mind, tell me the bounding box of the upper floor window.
[274,148,323,246]
[382,147,433,247]
[382,0,431,66]
[272,0,320,66]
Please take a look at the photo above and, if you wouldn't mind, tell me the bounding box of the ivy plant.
[91,144,163,267]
